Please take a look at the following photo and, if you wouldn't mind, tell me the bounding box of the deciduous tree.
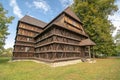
[0,3,14,54]
[72,0,118,56]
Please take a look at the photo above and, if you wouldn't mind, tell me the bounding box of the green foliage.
[72,0,118,56]
[0,48,13,57]
[0,3,14,51]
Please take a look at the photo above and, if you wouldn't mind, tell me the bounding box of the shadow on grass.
[0,57,10,64]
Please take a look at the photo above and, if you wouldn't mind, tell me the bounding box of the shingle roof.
[19,15,47,28]
[64,7,81,23]
[79,39,96,46]
[54,22,88,37]
[35,7,87,38]
[43,7,82,29]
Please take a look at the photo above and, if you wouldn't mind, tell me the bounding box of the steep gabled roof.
[35,7,86,38]
[79,39,96,46]
[43,7,82,29]
[19,15,47,28]
[63,7,81,22]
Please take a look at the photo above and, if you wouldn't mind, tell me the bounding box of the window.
[27,38,30,41]
[25,47,30,52]
[20,47,24,51]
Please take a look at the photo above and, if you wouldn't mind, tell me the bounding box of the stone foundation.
[10,59,82,67]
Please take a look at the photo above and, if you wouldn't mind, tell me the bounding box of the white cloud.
[109,8,120,36]
[10,0,23,18]
[112,21,120,36]
[59,0,74,8]
[33,0,50,13]
[111,0,120,36]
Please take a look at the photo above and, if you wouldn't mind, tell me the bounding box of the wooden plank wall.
[13,22,43,58]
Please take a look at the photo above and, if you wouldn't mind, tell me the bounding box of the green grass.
[0,57,120,80]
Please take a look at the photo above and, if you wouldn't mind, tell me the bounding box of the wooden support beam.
[88,46,91,58]
[92,46,95,59]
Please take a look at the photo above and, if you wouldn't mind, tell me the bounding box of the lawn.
[0,57,120,80]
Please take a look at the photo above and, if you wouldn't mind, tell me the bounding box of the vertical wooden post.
[39,54,40,58]
[89,46,91,58]
[92,46,95,59]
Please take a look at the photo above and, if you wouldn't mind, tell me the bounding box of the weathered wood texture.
[34,24,88,61]
[13,22,43,58]
[13,7,95,62]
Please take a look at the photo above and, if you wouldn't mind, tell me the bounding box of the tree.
[72,0,118,56]
[0,48,13,57]
[0,3,14,54]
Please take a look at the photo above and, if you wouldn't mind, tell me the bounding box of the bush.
[0,48,13,57]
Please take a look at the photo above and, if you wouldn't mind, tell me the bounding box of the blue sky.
[0,0,119,48]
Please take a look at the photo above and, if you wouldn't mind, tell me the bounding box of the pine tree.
[72,0,118,56]
[0,3,14,53]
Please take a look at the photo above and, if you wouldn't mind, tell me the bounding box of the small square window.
[25,47,30,52]
[20,47,24,50]
[27,38,30,41]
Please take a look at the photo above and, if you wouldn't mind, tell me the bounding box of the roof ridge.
[63,7,81,23]
[19,15,47,28]
[64,6,70,11]
[21,15,47,24]
[43,6,82,29]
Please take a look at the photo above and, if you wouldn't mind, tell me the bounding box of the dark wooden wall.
[13,22,43,58]
[35,25,88,62]
[13,13,90,62]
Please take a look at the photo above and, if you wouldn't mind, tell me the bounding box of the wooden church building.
[13,7,96,62]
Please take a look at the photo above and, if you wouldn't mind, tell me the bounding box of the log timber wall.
[34,24,87,62]
[13,22,43,58]
[13,7,95,62]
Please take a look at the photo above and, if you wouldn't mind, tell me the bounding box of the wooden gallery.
[13,7,96,62]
